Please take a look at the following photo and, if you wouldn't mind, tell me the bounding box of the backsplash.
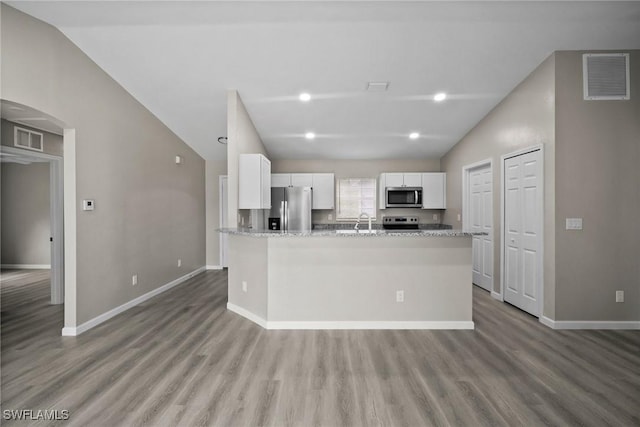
[313,223,452,230]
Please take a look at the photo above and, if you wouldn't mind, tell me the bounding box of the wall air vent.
[583,53,630,100]
[14,126,44,152]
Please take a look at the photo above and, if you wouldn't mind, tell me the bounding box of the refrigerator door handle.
[283,201,288,231]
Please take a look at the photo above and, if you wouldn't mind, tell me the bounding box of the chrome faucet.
[355,212,372,232]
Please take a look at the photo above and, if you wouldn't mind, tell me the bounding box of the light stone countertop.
[218,228,485,237]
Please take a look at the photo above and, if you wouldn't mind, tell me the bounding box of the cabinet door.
[291,173,313,187]
[403,173,422,187]
[422,173,446,209]
[239,154,261,209]
[312,173,334,209]
[261,156,271,208]
[271,174,291,187]
[384,173,404,187]
[379,174,387,209]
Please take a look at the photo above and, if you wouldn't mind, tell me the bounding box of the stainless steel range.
[382,216,420,231]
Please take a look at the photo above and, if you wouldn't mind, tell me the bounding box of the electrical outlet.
[457,213,461,222]
[433,213,439,221]
[616,290,624,303]
[132,274,138,286]
[328,213,333,221]
[396,290,404,303]
[178,259,182,267]
[242,281,248,292]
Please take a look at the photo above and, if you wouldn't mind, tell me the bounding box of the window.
[336,178,376,220]
[14,126,44,152]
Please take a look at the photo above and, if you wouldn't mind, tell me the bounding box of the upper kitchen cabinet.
[271,173,291,187]
[381,172,423,188]
[270,173,313,187]
[291,173,313,187]
[383,173,404,188]
[239,153,271,209]
[421,173,446,209]
[270,172,334,209]
[311,173,335,210]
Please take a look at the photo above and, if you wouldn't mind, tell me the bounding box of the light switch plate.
[82,199,95,211]
[565,218,583,230]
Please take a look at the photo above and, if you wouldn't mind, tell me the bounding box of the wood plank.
[1,270,639,426]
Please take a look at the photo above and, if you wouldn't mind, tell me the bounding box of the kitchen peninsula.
[221,228,481,330]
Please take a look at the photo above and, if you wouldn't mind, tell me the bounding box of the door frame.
[462,158,494,293]
[499,144,544,317]
[219,175,228,268]
[0,145,64,304]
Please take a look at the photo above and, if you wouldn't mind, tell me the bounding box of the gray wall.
[226,90,269,227]
[271,158,443,225]
[554,50,640,321]
[442,49,640,322]
[1,5,205,325]
[1,162,51,266]
[1,119,63,156]
[440,54,557,317]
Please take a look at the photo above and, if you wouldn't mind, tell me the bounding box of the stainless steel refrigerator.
[269,187,313,231]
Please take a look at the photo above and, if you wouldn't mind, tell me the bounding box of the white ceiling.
[7,1,640,160]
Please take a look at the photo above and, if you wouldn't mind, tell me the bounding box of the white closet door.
[471,165,492,291]
[503,150,542,316]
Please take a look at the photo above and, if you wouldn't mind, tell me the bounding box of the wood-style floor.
[1,269,639,427]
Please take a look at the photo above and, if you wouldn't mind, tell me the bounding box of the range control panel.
[382,216,420,229]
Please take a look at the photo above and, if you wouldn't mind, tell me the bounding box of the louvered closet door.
[504,150,542,317]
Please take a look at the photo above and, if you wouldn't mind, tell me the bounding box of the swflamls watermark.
[2,409,70,421]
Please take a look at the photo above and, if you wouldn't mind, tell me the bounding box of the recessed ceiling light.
[299,93,311,102]
[409,132,420,140]
[305,132,315,140]
[434,92,447,102]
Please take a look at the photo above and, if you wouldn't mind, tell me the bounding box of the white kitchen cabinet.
[381,172,422,188]
[239,153,271,209]
[404,173,423,187]
[383,173,404,188]
[421,173,446,209]
[311,173,335,209]
[271,173,291,187]
[271,173,314,187]
[291,173,314,187]
[270,172,334,209]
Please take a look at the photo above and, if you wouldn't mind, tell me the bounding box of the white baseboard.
[540,316,640,330]
[227,303,474,330]
[206,265,224,270]
[61,266,206,337]
[539,316,555,329]
[226,303,267,328]
[266,320,474,330]
[491,291,503,301]
[1,264,51,270]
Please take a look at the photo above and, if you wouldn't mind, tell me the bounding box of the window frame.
[335,177,377,221]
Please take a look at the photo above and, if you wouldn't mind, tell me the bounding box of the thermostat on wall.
[83,199,95,211]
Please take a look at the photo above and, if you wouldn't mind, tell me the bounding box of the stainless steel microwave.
[385,187,422,208]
